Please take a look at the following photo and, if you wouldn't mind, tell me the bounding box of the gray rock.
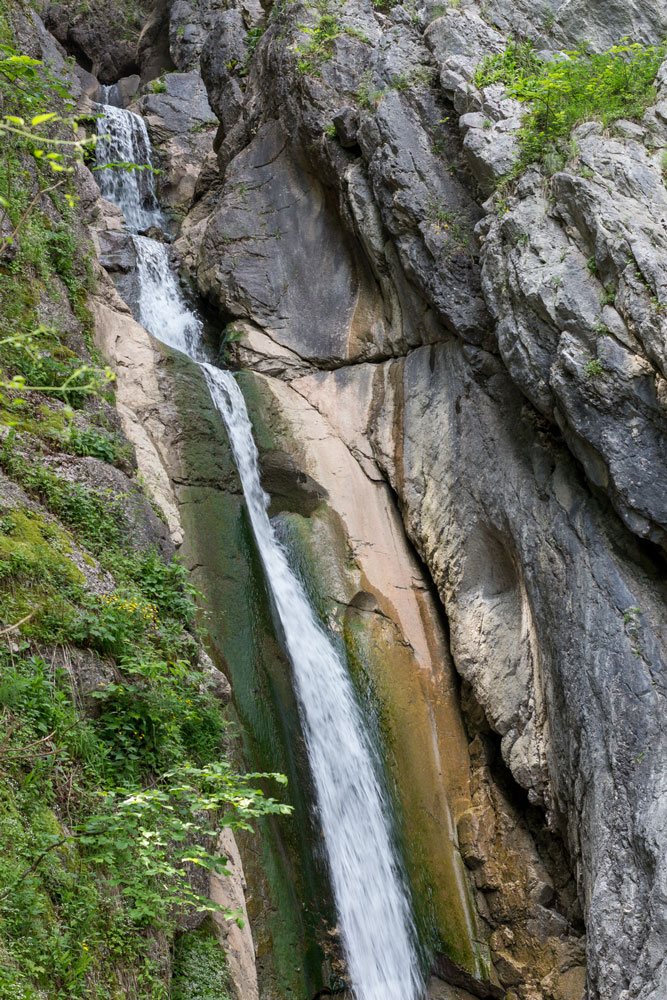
[49,646,116,716]
[110,0,667,994]
[199,10,249,135]
[97,230,138,273]
[106,74,141,108]
[332,106,360,147]
[169,0,262,71]
[370,341,667,1000]
[43,1,142,82]
[480,123,667,549]
[137,0,174,82]
[198,649,232,704]
[198,121,396,364]
[137,71,216,141]
[135,71,218,212]
[0,209,17,263]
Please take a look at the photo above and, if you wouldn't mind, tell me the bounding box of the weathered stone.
[0,209,17,263]
[210,829,259,1000]
[96,230,138,273]
[49,646,116,716]
[43,1,144,81]
[198,648,232,704]
[199,10,249,135]
[332,106,360,147]
[135,71,218,212]
[83,0,667,995]
[480,123,667,549]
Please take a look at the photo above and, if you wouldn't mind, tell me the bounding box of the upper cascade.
[95,96,161,233]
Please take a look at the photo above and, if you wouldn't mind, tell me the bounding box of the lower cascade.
[95,100,425,1000]
[205,366,424,1000]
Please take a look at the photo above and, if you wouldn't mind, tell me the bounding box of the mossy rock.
[171,924,233,1000]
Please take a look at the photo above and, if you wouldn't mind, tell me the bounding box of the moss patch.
[171,925,232,1000]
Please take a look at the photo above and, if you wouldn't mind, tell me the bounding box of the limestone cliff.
[175,0,667,996]
[18,0,667,998]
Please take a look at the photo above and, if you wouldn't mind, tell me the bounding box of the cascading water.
[95,95,160,232]
[134,235,203,355]
[94,100,425,1000]
[204,367,424,1000]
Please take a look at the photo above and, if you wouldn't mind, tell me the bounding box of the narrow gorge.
[0,1,665,1000]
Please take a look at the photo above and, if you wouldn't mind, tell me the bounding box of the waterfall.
[134,235,203,356]
[95,99,160,232]
[94,102,425,1000]
[204,366,424,1000]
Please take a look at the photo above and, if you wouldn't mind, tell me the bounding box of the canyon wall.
[28,0,667,997]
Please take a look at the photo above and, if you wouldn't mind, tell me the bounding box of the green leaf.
[30,112,58,126]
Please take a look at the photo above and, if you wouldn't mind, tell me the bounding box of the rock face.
[42,0,148,80]
[136,70,218,212]
[162,0,667,997]
[62,0,667,995]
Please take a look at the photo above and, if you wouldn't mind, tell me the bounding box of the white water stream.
[96,94,161,232]
[95,100,425,1000]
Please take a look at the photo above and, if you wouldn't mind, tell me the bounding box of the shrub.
[475,40,667,168]
[584,358,605,378]
[171,927,233,1000]
[0,642,290,988]
[356,70,385,109]
[65,424,118,462]
[295,7,342,75]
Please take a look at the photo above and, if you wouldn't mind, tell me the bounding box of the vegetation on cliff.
[475,39,667,169]
[0,14,290,999]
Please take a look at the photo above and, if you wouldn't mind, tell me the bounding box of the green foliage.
[584,357,605,378]
[65,424,118,462]
[149,76,167,94]
[80,762,289,923]
[474,38,544,89]
[246,25,265,55]
[0,45,114,404]
[475,39,666,169]
[0,48,98,218]
[171,927,233,1000]
[0,651,156,997]
[0,541,291,994]
[0,327,114,405]
[0,27,291,1000]
[390,67,436,92]
[0,446,127,554]
[356,70,385,109]
[295,3,342,75]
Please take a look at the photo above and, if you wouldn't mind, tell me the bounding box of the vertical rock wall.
[170,0,667,997]
[51,0,667,996]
